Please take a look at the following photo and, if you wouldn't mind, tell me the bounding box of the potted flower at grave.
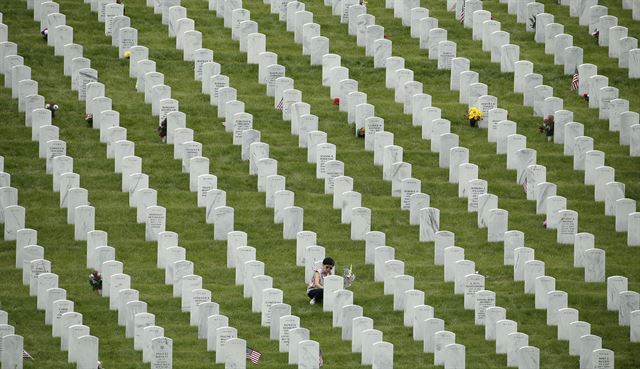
[357,127,365,138]
[539,114,554,141]
[45,101,59,118]
[88,270,102,293]
[84,113,93,127]
[466,106,483,127]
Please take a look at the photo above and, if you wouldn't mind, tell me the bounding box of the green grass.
[0,0,639,368]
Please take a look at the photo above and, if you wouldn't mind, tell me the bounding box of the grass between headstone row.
[0,0,638,368]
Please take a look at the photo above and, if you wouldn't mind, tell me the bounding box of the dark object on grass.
[41,28,48,40]
[85,114,93,127]
[582,93,589,102]
[89,271,102,292]
[357,127,365,138]
[45,101,59,118]
[158,118,167,142]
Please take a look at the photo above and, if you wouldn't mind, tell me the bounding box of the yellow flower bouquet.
[466,107,483,127]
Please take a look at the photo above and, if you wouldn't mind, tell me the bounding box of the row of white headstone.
[103,1,330,367]
[94,1,288,367]
[9,4,182,368]
[161,0,404,367]
[0,310,26,369]
[153,2,383,367]
[0,153,100,369]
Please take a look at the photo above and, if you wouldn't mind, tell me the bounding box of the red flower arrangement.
[332,98,340,105]
[539,114,554,141]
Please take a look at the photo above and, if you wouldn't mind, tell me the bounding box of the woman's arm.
[312,271,323,289]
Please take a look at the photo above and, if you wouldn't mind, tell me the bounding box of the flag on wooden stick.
[571,68,579,91]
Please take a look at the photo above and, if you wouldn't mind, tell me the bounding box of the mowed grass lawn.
[0,0,638,368]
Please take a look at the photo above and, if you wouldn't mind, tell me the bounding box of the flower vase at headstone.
[539,114,554,141]
[467,107,483,127]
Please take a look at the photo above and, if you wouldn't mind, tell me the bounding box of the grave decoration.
[591,29,599,42]
[528,17,536,31]
[45,101,59,118]
[89,270,102,293]
[124,50,131,59]
[158,118,167,142]
[538,114,554,141]
[466,107,483,127]
[581,93,589,102]
[246,346,262,363]
[343,264,356,288]
[570,70,579,91]
[85,113,93,127]
[357,127,365,138]
[332,98,339,105]
[41,28,48,40]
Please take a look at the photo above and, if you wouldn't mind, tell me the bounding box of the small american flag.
[23,350,33,359]
[522,177,528,194]
[275,98,284,111]
[246,347,261,364]
[460,6,465,24]
[319,349,324,367]
[570,68,579,91]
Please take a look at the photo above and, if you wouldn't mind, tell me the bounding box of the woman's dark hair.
[322,257,335,266]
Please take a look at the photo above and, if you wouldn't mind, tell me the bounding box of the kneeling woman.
[307,257,335,305]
